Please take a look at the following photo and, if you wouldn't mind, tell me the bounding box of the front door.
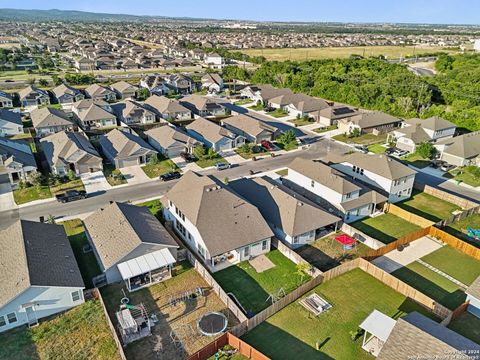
[25,306,38,326]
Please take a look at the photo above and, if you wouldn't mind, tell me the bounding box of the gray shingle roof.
[187,117,236,144]
[99,128,155,159]
[110,81,138,93]
[145,125,200,149]
[0,138,37,169]
[0,109,22,126]
[0,220,84,308]
[144,95,190,115]
[83,202,178,270]
[405,116,456,132]
[222,114,277,138]
[51,83,82,98]
[345,111,400,129]
[30,107,73,128]
[438,131,480,160]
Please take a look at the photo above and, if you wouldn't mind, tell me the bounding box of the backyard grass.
[103,164,127,186]
[313,125,337,133]
[367,143,386,154]
[448,166,480,187]
[296,232,371,272]
[332,133,387,145]
[141,157,179,178]
[444,213,480,248]
[391,261,466,310]
[242,268,439,360]
[214,250,311,314]
[267,109,289,118]
[62,219,102,288]
[400,153,431,169]
[351,213,421,244]
[275,168,288,177]
[448,312,480,345]
[288,117,315,127]
[13,185,52,205]
[396,190,461,222]
[195,155,228,168]
[0,300,120,360]
[420,246,480,286]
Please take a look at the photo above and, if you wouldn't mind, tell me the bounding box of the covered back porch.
[359,309,396,357]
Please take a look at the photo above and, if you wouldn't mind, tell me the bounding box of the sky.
[2,0,480,25]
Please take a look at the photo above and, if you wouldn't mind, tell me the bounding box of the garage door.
[0,173,10,185]
[119,158,139,168]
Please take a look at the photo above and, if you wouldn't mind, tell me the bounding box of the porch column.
[334,221,338,232]
[362,331,368,347]
[127,278,131,292]
[149,271,152,285]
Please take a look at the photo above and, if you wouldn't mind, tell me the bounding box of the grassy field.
[396,190,461,222]
[50,178,85,195]
[62,219,102,288]
[0,300,120,360]
[214,250,310,314]
[351,213,421,244]
[275,169,288,177]
[448,312,480,344]
[267,109,289,118]
[288,117,315,127]
[241,46,455,61]
[332,133,387,145]
[242,268,439,360]
[141,157,179,178]
[391,261,466,310]
[444,213,480,248]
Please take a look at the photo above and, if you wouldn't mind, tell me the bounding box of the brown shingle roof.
[222,114,277,138]
[187,117,236,144]
[145,125,200,149]
[30,107,73,128]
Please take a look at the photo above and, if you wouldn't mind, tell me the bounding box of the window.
[71,291,81,302]
[175,207,185,221]
[0,316,5,327]
[244,246,250,257]
[293,236,299,244]
[262,240,268,250]
[197,243,206,259]
[6,312,17,324]
[345,192,351,199]
[175,221,186,237]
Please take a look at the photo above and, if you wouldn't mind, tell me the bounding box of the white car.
[215,162,231,170]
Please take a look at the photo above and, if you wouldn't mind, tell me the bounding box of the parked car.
[354,145,368,154]
[160,171,182,181]
[215,162,231,171]
[180,152,195,163]
[385,147,395,155]
[440,163,455,172]
[430,160,445,169]
[261,140,274,150]
[56,190,87,203]
[391,148,408,158]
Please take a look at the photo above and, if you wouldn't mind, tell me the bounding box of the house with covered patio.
[83,202,179,291]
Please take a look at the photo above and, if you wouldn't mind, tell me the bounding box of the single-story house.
[41,131,103,176]
[0,109,23,137]
[268,93,330,118]
[72,99,116,129]
[84,84,117,102]
[145,124,201,158]
[240,85,293,104]
[162,171,274,272]
[0,138,37,188]
[0,91,14,108]
[30,107,74,137]
[99,128,157,169]
[180,95,227,117]
[110,81,139,100]
[51,84,84,104]
[83,202,178,291]
[201,73,224,93]
[140,75,170,95]
[435,131,480,167]
[230,176,341,248]
[143,95,192,122]
[313,105,359,126]
[221,114,279,143]
[0,220,85,332]
[186,117,245,152]
[112,100,156,125]
[18,86,50,107]
[338,111,401,135]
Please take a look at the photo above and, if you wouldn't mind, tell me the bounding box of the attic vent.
[297,202,304,206]
[65,255,70,259]
[206,188,212,192]
[69,269,75,273]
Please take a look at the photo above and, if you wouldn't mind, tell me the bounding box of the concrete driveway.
[121,165,151,184]
[80,171,111,193]
[0,183,16,211]
[372,236,443,273]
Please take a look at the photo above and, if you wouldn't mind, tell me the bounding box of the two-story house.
[0,109,23,137]
[112,100,155,125]
[143,95,192,123]
[18,86,50,107]
[0,138,37,188]
[180,95,226,118]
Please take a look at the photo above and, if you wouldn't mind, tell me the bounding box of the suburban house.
[180,95,227,117]
[140,74,170,95]
[51,84,84,104]
[268,93,330,118]
[230,176,341,248]
[389,116,456,153]
[83,202,178,291]
[84,84,117,102]
[145,124,200,158]
[112,100,156,125]
[162,172,274,272]
[327,152,416,203]
[222,114,279,143]
[466,276,480,318]
[434,131,480,167]
[240,85,293,104]
[164,74,194,94]
[41,131,103,176]
[338,111,401,135]
[285,157,386,223]
[18,86,50,107]
[313,105,359,126]
[201,73,224,93]
[0,138,37,188]
[75,56,95,71]
[0,91,13,108]
[30,107,74,137]
[186,117,246,152]
[72,99,116,129]
[0,109,23,137]
[110,81,139,100]
[143,95,192,123]
[99,128,157,168]
[359,310,480,359]
[204,53,225,69]
[0,220,84,332]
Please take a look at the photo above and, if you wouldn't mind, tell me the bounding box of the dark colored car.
[180,152,195,163]
[160,171,182,181]
[56,190,87,203]
[260,140,274,150]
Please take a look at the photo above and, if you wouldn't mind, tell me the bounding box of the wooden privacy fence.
[386,203,435,228]
[271,238,323,277]
[440,205,480,227]
[414,183,479,209]
[341,223,386,250]
[187,332,270,360]
[429,227,480,260]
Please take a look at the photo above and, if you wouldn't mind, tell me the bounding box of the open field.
[241,46,455,61]
[214,250,310,314]
[242,268,439,360]
[0,300,120,360]
[396,190,461,222]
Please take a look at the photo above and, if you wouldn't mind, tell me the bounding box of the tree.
[416,142,436,159]
[149,153,159,165]
[223,177,229,184]
[27,172,43,186]
[47,214,56,224]
[136,87,150,101]
[277,129,296,146]
[193,146,206,159]
[67,169,77,181]
[350,128,361,138]
[38,78,48,87]
[238,143,251,154]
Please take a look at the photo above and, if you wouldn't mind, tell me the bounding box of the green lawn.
[444,213,480,248]
[288,117,315,127]
[248,104,264,111]
[214,250,311,314]
[421,246,480,285]
[103,164,127,186]
[136,199,163,222]
[50,178,85,195]
[235,98,254,106]
[400,153,431,169]
[242,268,439,360]
[0,300,120,360]
[448,166,480,187]
[396,190,461,222]
[313,125,337,134]
[62,219,102,288]
[195,155,228,168]
[332,133,387,145]
[13,185,52,205]
[235,144,269,159]
[351,213,421,244]
[141,157,179,178]
[391,261,466,310]
[275,169,288,177]
[267,109,289,118]
[448,312,480,345]
[367,143,386,154]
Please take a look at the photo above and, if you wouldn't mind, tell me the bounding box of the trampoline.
[197,312,228,336]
